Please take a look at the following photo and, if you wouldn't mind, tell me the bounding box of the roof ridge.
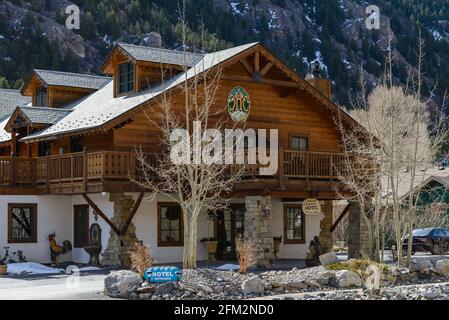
[34,69,110,79]
[118,43,203,55]
[0,88,21,92]
[19,106,72,112]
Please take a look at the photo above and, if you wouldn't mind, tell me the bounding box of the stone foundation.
[347,202,369,259]
[244,196,274,268]
[101,193,140,267]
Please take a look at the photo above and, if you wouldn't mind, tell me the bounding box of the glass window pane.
[159,204,182,244]
[10,206,34,241]
[286,206,303,241]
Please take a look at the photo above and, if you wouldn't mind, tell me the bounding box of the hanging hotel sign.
[302,199,322,216]
[227,86,251,122]
[144,266,182,283]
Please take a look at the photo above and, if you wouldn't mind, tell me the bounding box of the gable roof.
[0,117,11,144]
[34,69,111,90]
[23,42,363,143]
[21,70,111,96]
[100,43,204,74]
[16,106,71,125]
[0,89,31,120]
[24,43,258,142]
[4,106,71,134]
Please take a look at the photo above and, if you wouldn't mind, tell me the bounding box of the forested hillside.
[1,0,449,106]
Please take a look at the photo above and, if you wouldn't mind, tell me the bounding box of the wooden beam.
[120,192,144,235]
[254,51,260,72]
[260,62,273,76]
[221,75,300,88]
[82,193,121,235]
[330,203,350,232]
[279,88,299,98]
[240,59,253,77]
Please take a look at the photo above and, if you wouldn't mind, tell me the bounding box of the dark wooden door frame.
[215,203,246,260]
[81,193,145,236]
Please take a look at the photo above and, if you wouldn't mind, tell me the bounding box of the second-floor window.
[36,86,48,107]
[290,135,308,151]
[118,62,135,95]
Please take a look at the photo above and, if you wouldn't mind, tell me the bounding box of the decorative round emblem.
[227,86,251,122]
[302,199,322,216]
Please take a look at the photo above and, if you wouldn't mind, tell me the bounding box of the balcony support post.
[10,128,16,187]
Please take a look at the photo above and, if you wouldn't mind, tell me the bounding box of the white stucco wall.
[272,198,324,259]
[70,194,114,264]
[0,194,324,264]
[71,193,211,264]
[0,195,73,264]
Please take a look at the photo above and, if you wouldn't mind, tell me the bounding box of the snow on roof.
[118,43,204,67]
[18,106,72,125]
[382,166,449,199]
[24,43,259,142]
[34,69,111,90]
[0,117,10,144]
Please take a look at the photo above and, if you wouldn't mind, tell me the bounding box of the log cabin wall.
[111,79,342,153]
[47,87,92,108]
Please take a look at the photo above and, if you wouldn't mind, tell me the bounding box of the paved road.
[0,273,114,300]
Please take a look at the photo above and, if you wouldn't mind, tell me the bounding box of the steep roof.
[0,117,10,144]
[0,89,31,120]
[381,167,449,200]
[15,106,71,125]
[33,69,111,90]
[119,43,204,67]
[24,43,258,141]
[23,42,362,144]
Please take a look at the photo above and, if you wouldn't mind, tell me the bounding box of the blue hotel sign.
[144,266,182,283]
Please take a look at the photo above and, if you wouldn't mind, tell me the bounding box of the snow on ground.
[431,29,443,41]
[7,263,64,275]
[79,266,102,272]
[302,51,329,75]
[229,1,248,16]
[267,8,281,30]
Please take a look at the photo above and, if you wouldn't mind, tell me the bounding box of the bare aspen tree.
[335,68,383,261]
[132,1,244,269]
[337,31,448,267]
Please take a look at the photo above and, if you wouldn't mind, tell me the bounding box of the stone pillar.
[319,201,333,254]
[347,202,369,259]
[244,196,274,268]
[101,193,139,267]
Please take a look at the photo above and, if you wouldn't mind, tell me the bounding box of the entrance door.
[216,204,246,260]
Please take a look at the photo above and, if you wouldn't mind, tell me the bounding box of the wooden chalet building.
[0,43,368,266]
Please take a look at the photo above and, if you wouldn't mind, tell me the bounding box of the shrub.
[236,240,257,274]
[130,242,153,276]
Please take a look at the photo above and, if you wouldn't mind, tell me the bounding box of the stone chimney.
[305,61,332,99]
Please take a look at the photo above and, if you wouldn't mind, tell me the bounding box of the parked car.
[402,228,449,255]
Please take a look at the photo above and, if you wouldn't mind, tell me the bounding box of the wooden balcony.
[0,151,143,194]
[0,150,346,195]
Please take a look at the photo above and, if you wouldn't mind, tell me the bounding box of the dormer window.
[36,86,48,107]
[118,62,135,95]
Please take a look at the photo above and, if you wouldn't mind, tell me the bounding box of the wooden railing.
[282,150,345,179]
[232,149,345,181]
[0,150,346,190]
[0,157,35,186]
